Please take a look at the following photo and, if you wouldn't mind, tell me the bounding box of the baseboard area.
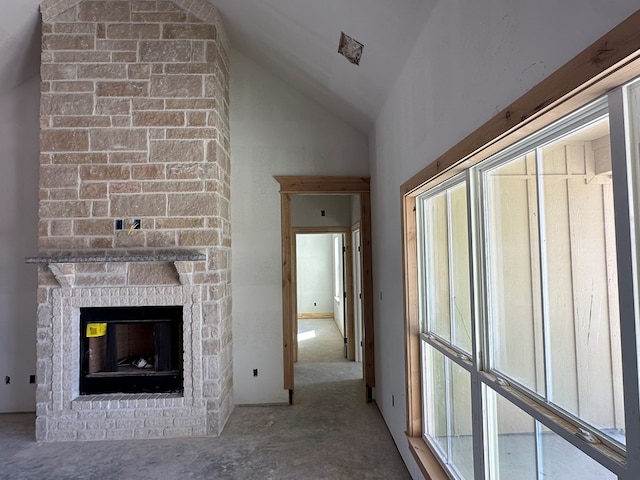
[297,313,334,319]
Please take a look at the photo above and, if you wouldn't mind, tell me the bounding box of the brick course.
[39,0,229,252]
[37,0,232,442]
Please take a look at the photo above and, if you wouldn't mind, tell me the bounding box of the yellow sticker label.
[86,323,107,337]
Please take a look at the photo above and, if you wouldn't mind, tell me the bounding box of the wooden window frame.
[402,9,640,479]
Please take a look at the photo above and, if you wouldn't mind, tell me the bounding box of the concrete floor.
[0,318,411,479]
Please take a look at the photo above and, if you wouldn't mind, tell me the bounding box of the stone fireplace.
[28,0,232,441]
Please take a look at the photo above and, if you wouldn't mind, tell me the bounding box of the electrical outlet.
[29,375,36,384]
[115,219,123,230]
[4,376,9,385]
[253,369,258,377]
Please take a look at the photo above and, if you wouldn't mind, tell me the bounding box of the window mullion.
[444,358,453,467]
[446,190,456,344]
[525,149,546,399]
[534,146,553,406]
[534,147,553,480]
[608,86,640,478]
[482,383,499,479]
[534,421,544,480]
[445,185,457,472]
[418,200,428,334]
[469,169,492,371]
[468,169,487,480]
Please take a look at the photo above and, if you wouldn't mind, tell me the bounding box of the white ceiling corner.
[209,0,436,132]
[0,0,435,132]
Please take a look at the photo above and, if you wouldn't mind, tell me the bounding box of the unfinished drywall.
[0,8,40,412]
[291,195,352,227]
[296,234,333,314]
[369,1,640,478]
[230,50,368,405]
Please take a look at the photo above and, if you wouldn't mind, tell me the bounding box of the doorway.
[295,231,363,387]
[275,176,374,403]
[295,230,357,361]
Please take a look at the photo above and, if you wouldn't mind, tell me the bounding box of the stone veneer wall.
[36,0,232,440]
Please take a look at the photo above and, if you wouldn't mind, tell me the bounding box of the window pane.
[483,153,545,394]
[539,117,625,444]
[423,342,473,479]
[423,192,451,342]
[450,361,473,480]
[423,341,447,455]
[421,181,472,353]
[486,387,537,480]
[486,387,615,479]
[450,184,472,353]
[539,425,616,479]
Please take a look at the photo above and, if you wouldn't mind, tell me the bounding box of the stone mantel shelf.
[26,251,207,288]
[25,251,206,264]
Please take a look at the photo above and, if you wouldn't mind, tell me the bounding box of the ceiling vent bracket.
[338,32,363,65]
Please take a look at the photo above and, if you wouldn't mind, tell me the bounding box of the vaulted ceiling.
[0,0,435,132]
[212,0,435,131]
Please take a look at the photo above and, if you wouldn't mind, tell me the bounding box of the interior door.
[332,233,347,357]
[276,176,375,403]
[352,228,363,363]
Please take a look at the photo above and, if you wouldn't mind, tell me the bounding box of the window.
[419,180,472,353]
[404,44,640,478]
[417,95,627,479]
[478,105,625,447]
[417,177,474,477]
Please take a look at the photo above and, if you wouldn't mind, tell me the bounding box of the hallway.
[0,318,410,479]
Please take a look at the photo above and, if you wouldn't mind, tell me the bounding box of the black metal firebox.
[80,306,183,395]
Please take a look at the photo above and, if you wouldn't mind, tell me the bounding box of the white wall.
[296,234,333,314]
[369,1,640,478]
[0,11,40,412]
[230,50,368,405]
[291,195,352,227]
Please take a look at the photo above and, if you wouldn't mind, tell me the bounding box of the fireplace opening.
[80,306,183,395]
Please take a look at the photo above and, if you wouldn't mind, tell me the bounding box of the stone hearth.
[32,0,231,441]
